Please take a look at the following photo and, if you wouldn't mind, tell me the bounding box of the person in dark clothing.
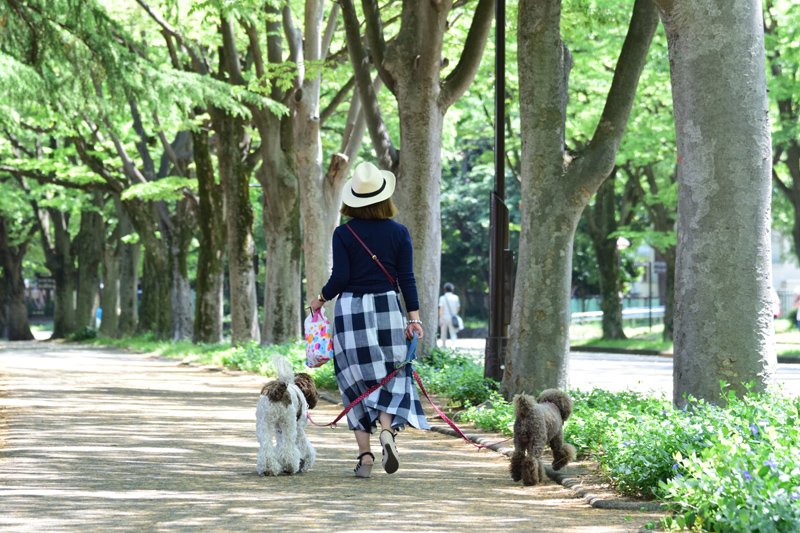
[308,161,428,479]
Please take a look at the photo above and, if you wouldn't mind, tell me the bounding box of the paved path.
[0,340,662,532]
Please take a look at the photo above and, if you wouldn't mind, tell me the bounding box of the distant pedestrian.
[438,282,461,348]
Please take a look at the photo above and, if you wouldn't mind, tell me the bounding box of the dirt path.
[0,340,663,532]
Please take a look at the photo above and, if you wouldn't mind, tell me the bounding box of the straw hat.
[341,161,396,208]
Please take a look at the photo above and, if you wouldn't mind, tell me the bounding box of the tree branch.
[340,0,398,169]
[152,112,186,177]
[774,167,794,203]
[282,5,304,87]
[0,165,113,192]
[220,15,246,85]
[134,0,206,73]
[128,97,157,180]
[320,76,356,126]
[360,0,396,94]
[242,21,265,80]
[577,0,659,184]
[321,3,340,60]
[440,0,495,109]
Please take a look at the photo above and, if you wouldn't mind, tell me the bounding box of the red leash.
[411,369,512,450]
[307,366,404,428]
[307,364,512,451]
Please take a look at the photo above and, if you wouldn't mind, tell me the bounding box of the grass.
[569,323,673,353]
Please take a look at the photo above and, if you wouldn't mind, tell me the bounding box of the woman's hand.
[406,321,425,340]
[308,295,325,314]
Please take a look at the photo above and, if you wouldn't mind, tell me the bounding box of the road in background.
[445,338,800,398]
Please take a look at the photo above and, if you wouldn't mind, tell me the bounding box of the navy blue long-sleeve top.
[320,218,420,311]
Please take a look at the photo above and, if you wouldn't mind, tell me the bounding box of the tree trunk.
[213,108,259,345]
[341,0,494,353]
[292,1,356,311]
[192,127,225,344]
[394,105,445,348]
[116,203,139,337]
[46,209,77,339]
[0,218,34,341]
[657,0,776,406]
[295,92,347,313]
[662,247,676,342]
[257,112,302,345]
[0,266,7,338]
[74,193,104,329]
[137,241,171,338]
[587,176,627,340]
[99,232,120,338]
[382,6,449,353]
[505,0,657,395]
[170,198,194,341]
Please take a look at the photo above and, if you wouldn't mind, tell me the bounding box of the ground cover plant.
[460,384,800,532]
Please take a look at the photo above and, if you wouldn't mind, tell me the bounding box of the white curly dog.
[255,357,319,476]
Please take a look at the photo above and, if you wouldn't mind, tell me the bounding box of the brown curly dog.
[509,389,576,485]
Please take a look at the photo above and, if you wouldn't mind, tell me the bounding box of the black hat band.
[352,178,386,198]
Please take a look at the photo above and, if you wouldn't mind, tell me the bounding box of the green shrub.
[414,348,498,406]
[69,327,97,341]
[458,391,515,435]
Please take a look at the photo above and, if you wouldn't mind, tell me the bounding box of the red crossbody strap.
[345,223,399,290]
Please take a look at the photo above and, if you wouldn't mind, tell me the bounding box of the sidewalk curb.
[571,345,800,364]
[428,424,665,513]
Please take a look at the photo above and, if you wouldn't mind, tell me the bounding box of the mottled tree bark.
[99,226,120,338]
[192,127,225,344]
[655,0,776,406]
[116,203,139,337]
[0,218,34,341]
[48,209,77,339]
[138,244,171,338]
[213,107,259,345]
[74,192,104,329]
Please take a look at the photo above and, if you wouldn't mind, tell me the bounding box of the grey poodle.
[510,389,577,485]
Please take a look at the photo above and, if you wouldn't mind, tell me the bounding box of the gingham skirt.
[333,291,430,433]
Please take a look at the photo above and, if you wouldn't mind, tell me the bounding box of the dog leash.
[410,369,512,450]
[307,334,512,450]
[306,334,418,428]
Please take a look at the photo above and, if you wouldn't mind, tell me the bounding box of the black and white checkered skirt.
[333,291,430,433]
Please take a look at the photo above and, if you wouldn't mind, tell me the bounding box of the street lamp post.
[648,261,653,331]
[485,0,510,382]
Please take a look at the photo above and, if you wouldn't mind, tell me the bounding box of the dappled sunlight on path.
[1,340,662,532]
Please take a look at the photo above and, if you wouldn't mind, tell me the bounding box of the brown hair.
[340,198,398,219]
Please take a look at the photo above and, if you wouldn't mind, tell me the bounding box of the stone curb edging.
[571,345,800,365]
[428,423,665,513]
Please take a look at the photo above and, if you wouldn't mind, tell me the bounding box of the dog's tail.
[537,389,573,422]
[514,394,536,419]
[273,355,295,384]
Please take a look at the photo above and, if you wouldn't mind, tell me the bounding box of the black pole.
[485,0,509,382]
[648,261,653,330]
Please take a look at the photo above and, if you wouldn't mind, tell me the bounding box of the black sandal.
[380,429,399,474]
[354,451,374,478]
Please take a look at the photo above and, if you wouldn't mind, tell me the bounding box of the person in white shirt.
[438,282,461,347]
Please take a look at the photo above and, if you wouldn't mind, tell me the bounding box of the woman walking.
[308,161,428,479]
